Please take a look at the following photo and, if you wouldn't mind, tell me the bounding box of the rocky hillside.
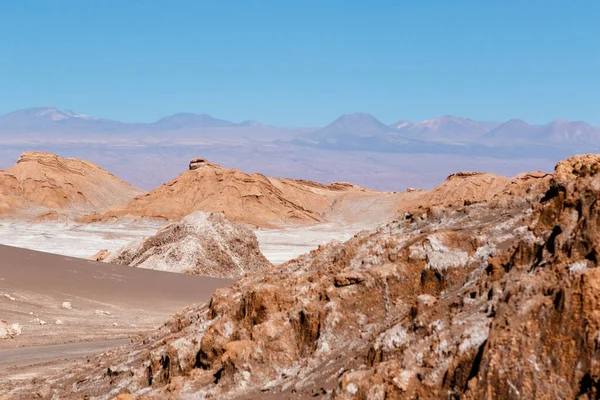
[0,151,143,218]
[105,211,271,279]
[80,158,401,227]
[396,169,551,213]
[11,155,600,399]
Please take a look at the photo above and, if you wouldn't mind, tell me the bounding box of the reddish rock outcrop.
[92,249,111,262]
[397,169,551,212]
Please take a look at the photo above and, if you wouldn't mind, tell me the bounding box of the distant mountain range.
[1,107,600,150]
[1,106,599,193]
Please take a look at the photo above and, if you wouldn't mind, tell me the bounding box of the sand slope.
[0,244,233,349]
[0,151,144,218]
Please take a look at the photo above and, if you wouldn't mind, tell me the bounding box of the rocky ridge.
[105,211,271,279]
[80,158,400,227]
[396,169,551,212]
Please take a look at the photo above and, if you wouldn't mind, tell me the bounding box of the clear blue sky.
[1,0,598,126]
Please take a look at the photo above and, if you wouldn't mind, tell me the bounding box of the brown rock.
[189,158,208,170]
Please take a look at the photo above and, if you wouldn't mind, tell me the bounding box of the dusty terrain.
[80,158,403,227]
[106,211,271,278]
[0,244,232,385]
[9,153,600,398]
[0,244,233,347]
[0,151,143,218]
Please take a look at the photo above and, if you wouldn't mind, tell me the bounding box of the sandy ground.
[0,244,233,347]
[0,244,232,384]
[0,338,131,369]
[0,219,373,265]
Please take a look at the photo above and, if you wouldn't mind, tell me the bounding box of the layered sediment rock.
[397,169,551,212]
[0,151,143,217]
[80,157,399,227]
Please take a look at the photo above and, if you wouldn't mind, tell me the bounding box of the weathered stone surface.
[92,249,111,262]
[0,320,21,339]
[105,211,271,278]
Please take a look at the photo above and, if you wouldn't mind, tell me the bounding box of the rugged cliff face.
[11,155,600,400]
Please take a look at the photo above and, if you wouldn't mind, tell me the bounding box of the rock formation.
[105,211,271,279]
[80,158,400,227]
[0,151,144,218]
[397,169,551,212]
[0,320,21,339]
[11,155,599,399]
[92,249,111,262]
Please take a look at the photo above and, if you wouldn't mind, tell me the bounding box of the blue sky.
[1,0,598,126]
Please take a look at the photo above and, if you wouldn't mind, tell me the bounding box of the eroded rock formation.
[396,169,551,212]
[0,151,143,218]
[79,158,401,227]
[105,211,271,279]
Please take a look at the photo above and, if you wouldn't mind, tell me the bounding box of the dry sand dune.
[0,151,144,218]
[0,244,233,351]
[80,158,403,227]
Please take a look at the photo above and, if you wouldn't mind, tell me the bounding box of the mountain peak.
[418,115,477,128]
[391,120,412,129]
[485,119,537,140]
[1,106,97,122]
[325,113,390,130]
[334,112,379,121]
[153,113,237,128]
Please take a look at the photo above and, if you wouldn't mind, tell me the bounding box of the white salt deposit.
[0,219,369,265]
[0,220,163,259]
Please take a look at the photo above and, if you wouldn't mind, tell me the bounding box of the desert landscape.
[1,146,594,399]
[4,146,600,399]
[2,1,599,399]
